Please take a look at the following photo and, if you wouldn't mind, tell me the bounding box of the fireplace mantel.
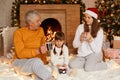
[20,4,80,53]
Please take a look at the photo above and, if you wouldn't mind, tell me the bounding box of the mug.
[46,41,53,51]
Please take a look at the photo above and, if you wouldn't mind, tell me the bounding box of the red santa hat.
[84,8,99,19]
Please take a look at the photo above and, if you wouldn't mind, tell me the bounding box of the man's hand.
[40,44,47,54]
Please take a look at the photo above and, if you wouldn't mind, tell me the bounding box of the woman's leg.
[69,56,85,69]
[13,58,54,80]
[85,53,107,71]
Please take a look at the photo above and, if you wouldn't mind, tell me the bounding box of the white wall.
[0,0,15,56]
[0,0,14,27]
[82,0,96,9]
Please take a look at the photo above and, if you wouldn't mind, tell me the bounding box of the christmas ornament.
[96,0,120,40]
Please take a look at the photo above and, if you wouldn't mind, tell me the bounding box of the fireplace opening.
[40,18,62,41]
[40,18,62,35]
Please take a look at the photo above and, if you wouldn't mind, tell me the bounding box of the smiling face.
[25,10,41,30]
[27,15,41,30]
[84,13,94,25]
[54,32,65,48]
[55,40,64,48]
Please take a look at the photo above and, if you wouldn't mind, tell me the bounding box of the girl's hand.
[56,64,61,68]
[62,64,67,68]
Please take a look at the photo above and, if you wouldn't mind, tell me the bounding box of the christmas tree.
[96,0,120,37]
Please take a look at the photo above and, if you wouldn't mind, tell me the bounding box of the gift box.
[104,48,120,59]
[102,41,110,49]
[113,40,120,49]
[0,27,18,56]
[0,34,4,56]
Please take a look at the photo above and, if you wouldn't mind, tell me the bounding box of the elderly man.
[13,10,56,80]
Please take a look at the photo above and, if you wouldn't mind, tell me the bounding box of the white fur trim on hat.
[85,10,98,19]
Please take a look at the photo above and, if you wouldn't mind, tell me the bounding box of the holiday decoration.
[103,48,120,59]
[11,0,85,27]
[96,0,120,47]
[11,0,20,27]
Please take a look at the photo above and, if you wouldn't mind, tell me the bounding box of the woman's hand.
[86,32,93,43]
[80,32,85,43]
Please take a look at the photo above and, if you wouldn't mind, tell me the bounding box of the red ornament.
[102,9,107,16]
[108,28,111,33]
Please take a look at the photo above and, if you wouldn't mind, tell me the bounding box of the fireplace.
[20,4,80,53]
[40,18,62,35]
[40,18,62,41]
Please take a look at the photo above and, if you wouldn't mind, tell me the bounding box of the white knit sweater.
[50,44,69,66]
[73,24,103,57]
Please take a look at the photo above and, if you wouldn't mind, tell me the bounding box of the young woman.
[69,8,107,71]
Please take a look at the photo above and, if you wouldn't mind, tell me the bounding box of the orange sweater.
[13,27,47,64]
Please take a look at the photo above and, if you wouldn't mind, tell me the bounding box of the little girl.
[50,32,69,77]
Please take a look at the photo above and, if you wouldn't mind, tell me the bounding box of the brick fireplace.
[20,4,80,53]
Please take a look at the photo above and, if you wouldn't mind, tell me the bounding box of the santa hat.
[84,8,99,19]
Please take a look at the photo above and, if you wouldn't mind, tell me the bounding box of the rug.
[0,60,120,80]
